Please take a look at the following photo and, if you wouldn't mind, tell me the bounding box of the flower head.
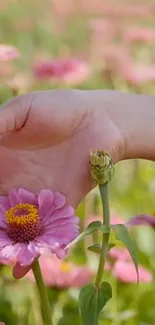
[34,58,90,85]
[108,247,131,261]
[123,27,155,43]
[113,260,152,283]
[26,255,93,288]
[128,214,155,227]
[89,150,114,185]
[0,44,20,62]
[0,189,79,267]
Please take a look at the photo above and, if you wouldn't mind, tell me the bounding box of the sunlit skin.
[0,89,155,278]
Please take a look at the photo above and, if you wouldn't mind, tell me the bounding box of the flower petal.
[38,190,54,217]
[0,243,22,259]
[53,192,66,209]
[0,197,10,210]
[18,188,37,205]
[41,192,66,222]
[128,214,155,226]
[17,243,40,266]
[44,205,74,226]
[0,231,12,246]
[0,213,7,229]
[13,262,32,279]
[45,216,79,230]
[8,189,20,206]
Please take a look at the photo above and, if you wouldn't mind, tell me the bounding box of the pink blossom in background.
[99,3,155,18]
[86,211,125,227]
[124,27,155,43]
[128,214,155,227]
[26,255,93,289]
[108,247,131,262]
[0,188,79,267]
[81,1,155,18]
[89,18,117,41]
[113,260,152,283]
[34,58,90,85]
[123,64,155,85]
[0,44,20,62]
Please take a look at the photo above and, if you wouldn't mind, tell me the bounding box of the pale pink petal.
[0,212,7,229]
[0,243,21,259]
[45,216,79,229]
[0,197,10,210]
[41,192,66,222]
[18,188,37,205]
[35,235,60,249]
[8,189,20,206]
[17,244,39,266]
[53,192,66,208]
[38,190,54,217]
[54,248,66,259]
[44,205,74,225]
[0,231,12,245]
[0,44,20,62]
[108,247,131,261]
[113,261,152,283]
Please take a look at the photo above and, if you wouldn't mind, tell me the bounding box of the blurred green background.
[0,0,155,324]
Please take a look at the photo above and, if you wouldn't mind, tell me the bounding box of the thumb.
[0,93,33,135]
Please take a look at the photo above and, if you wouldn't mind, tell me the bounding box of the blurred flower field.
[1,0,155,324]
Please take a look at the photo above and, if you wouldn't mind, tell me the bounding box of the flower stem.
[95,183,110,287]
[32,259,53,325]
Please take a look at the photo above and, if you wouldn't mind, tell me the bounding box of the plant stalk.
[32,259,53,325]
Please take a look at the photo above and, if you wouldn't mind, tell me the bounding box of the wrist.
[91,90,155,162]
[107,91,155,161]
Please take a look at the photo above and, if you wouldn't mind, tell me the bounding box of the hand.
[0,89,124,208]
[1,89,155,279]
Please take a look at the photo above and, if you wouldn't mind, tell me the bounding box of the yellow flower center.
[60,262,72,273]
[5,203,43,242]
[5,203,38,225]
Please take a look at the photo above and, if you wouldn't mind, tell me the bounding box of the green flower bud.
[89,150,114,184]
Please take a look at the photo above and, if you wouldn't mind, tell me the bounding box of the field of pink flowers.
[0,0,155,324]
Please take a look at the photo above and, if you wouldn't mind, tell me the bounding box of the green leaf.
[67,221,110,249]
[87,243,115,255]
[112,224,139,282]
[109,230,124,247]
[107,243,116,252]
[87,244,101,254]
[79,282,112,325]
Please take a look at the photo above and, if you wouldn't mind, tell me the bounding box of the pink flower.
[113,260,152,283]
[124,64,155,85]
[0,44,20,62]
[86,211,125,227]
[108,247,131,261]
[124,27,155,43]
[26,255,93,288]
[128,214,155,227]
[0,189,79,267]
[34,58,90,85]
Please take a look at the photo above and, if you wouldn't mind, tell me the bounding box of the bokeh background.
[1,0,155,324]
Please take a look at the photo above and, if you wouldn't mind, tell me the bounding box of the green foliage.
[79,282,112,325]
[67,221,110,248]
[112,224,139,282]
